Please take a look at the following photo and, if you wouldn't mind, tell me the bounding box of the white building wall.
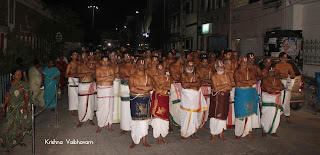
[232,1,287,56]
[302,1,320,77]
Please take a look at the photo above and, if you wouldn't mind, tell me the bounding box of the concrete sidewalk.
[1,92,320,155]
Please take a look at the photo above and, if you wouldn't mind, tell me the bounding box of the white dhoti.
[199,84,211,127]
[131,120,149,144]
[120,82,131,131]
[78,82,95,122]
[235,116,253,137]
[151,118,169,138]
[68,77,79,111]
[113,79,121,123]
[227,87,235,126]
[210,117,227,135]
[281,79,294,116]
[261,91,282,134]
[180,89,207,138]
[96,86,114,128]
[169,82,182,126]
[251,82,261,129]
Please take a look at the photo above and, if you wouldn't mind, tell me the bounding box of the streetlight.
[88,5,98,30]
[136,10,139,14]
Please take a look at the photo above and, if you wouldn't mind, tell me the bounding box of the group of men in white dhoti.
[64,48,295,148]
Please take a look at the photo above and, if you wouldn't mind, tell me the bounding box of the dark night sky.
[42,0,147,31]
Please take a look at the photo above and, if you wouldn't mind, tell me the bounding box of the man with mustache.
[209,60,232,142]
[180,60,207,141]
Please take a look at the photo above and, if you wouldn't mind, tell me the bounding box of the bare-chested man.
[95,56,115,133]
[119,51,135,135]
[224,50,232,60]
[275,52,295,124]
[168,52,185,132]
[145,56,159,77]
[196,57,213,128]
[129,59,153,149]
[95,49,101,67]
[65,51,79,116]
[145,49,152,68]
[247,53,262,81]
[180,60,207,141]
[110,52,120,78]
[151,62,172,145]
[261,65,285,138]
[224,59,236,128]
[234,56,258,141]
[163,51,175,73]
[76,52,96,127]
[209,60,232,142]
[209,52,217,71]
[261,57,272,79]
[231,51,239,72]
[247,53,263,129]
[193,51,201,67]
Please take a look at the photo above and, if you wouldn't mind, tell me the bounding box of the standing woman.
[1,68,32,153]
[42,59,61,110]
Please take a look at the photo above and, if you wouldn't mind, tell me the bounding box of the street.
[1,92,319,155]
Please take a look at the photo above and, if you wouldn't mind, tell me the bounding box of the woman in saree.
[28,59,45,107]
[42,59,61,110]
[1,68,32,153]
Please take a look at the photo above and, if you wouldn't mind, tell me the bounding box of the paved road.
[1,92,320,155]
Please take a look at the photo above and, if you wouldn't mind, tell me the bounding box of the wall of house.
[302,0,320,77]
[231,0,286,56]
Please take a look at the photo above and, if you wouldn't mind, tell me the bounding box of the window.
[201,0,205,11]
[186,38,193,49]
[215,0,222,9]
[9,0,14,23]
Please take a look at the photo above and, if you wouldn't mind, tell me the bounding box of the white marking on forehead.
[244,57,247,62]
[218,61,223,66]
[159,65,163,69]
[249,54,254,58]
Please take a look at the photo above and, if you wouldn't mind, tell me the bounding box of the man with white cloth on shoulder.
[95,56,115,133]
[168,52,185,132]
[65,51,79,116]
[129,59,153,149]
[209,60,232,142]
[180,60,208,141]
[275,52,295,124]
[261,65,285,138]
